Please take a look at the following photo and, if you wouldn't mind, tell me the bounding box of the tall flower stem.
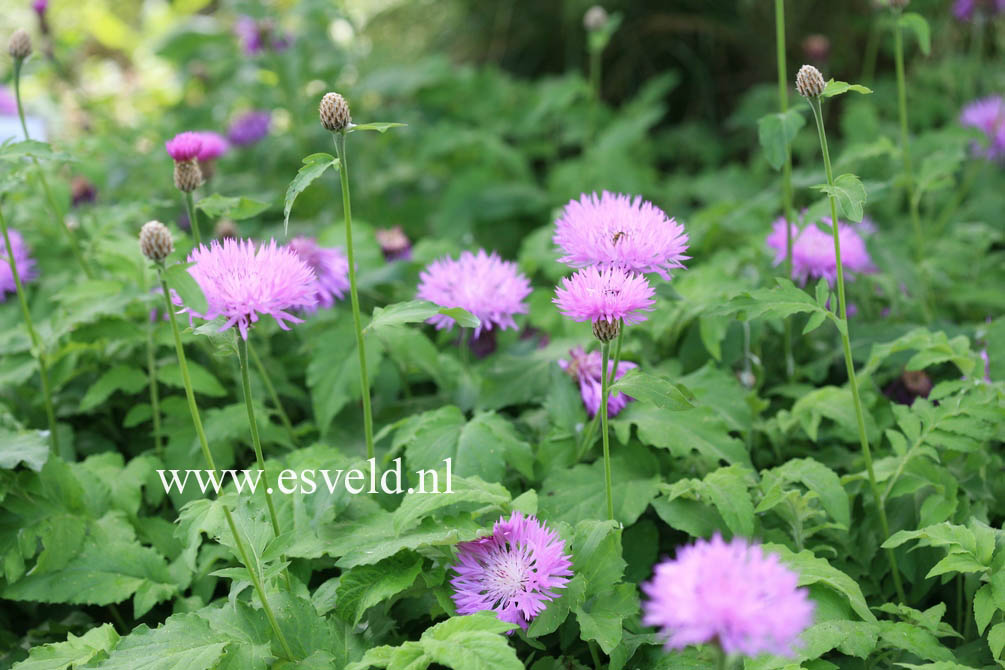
[775,0,796,378]
[332,132,375,461]
[146,319,162,456]
[600,341,614,522]
[606,319,624,386]
[183,191,202,246]
[808,97,906,603]
[237,337,283,539]
[0,205,59,454]
[157,270,294,659]
[13,61,94,279]
[248,340,296,446]
[893,21,922,260]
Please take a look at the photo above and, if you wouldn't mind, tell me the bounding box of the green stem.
[248,340,296,447]
[600,340,614,522]
[775,0,796,379]
[587,639,602,670]
[237,337,282,539]
[146,318,162,456]
[893,23,922,259]
[0,204,59,454]
[13,60,94,279]
[157,270,293,659]
[589,47,602,101]
[606,319,624,387]
[183,191,202,246]
[809,97,906,603]
[861,20,880,84]
[332,132,375,461]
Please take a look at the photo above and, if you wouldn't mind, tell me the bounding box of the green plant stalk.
[157,271,293,659]
[600,341,614,522]
[893,24,922,259]
[248,340,296,446]
[146,320,162,456]
[606,318,624,387]
[332,132,375,461]
[237,337,283,538]
[183,191,202,246]
[775,0,796,379]
[589,46,602,101]
[0,205,59,454]
[809,97,906,603]
[13,60,94,279]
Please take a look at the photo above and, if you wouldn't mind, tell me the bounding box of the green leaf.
[283,153,338,233]
[613,404,751,470]
[574,583,639,654]
[973,584,994,636]
[0,139,77,163]
[79,365,148,412]
[813,173,867,222]
[761,543,877,622]
[822,80,873,98]
[347,122,407,134]
[195,193,270,221]
[699,465,756,537]
[335,552,424,625]
[391,475,511,534]
[419,614,521,670]
[608,369,695,411]
[757,109,805,170]
[86,613,229,670]
[158,361,227,397]
[366,300,479,333]
[11,623,119,670]
[989,622,1005,659]
[899,12,931,56]
[717,279,832,326]
[770,458,850,528]
[163,262,208,316]
[0,429,50,471]
[879,621,955,662]
[456,411,534,481]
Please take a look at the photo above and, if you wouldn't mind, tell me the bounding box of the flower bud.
[139,221,174,263]
[173,160,203,193]
[583,6,609,31]
[592,317,620,343]
[319,92,351,131]
[795,64,826,99]
[8,29,32,60]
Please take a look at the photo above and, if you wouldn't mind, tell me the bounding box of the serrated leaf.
[608,369,695,411]
[11,623,119,670]
[757,109,805,170]
[974,584,994,636]
[86,613,228,670]
[899,12,931,56]
[0,429,50,471]
[163,262,208,316]
[283,153,338,233]
[813,173,867,222]
[79,365,148,412]
[366,300,479,333]
[335,552,423,624]
[761,543,876,622]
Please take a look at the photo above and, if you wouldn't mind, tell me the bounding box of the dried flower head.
[960,96,1005,161]
[165,132,203,162]
[320,92,351,132]
[8,29,32,60]
[554,191,689,281]
[766,215,874,286]
[642,535,814,658]
[179,238,318,339]
[227,110,271,146]
[559,347,637,417]
[287,236,350,310]
[583,5,609,30]
[554,266,655,335]
[1,228,37,300]
[417,249,532,337]
[450,512,573,630]
[139,221,174,263]
[795,64,826,98]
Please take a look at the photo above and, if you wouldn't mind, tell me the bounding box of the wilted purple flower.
[960,96,1005,160]
[376,225,412,261]
[954,0,1005,20]
[554,266,655,326]
[193,131,229,161]
[165,132,202,162]
[1,229,37,299]
[417,249,532,337]
[227,111,270,146]
[0,87,18,116]
[179,238,317,339]
[554,191,689,281]
[766,216,873,286]
[559,346,637,417]
[287,236,349,310]
[450,511,573,631]
[642,535,814,658]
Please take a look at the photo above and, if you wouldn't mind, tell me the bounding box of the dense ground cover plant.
[0,1,1004,669]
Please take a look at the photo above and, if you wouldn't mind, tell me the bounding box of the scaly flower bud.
[8,29,32,60]
[139,221,174,263]
[583,6,609,31]
[592,317,620,343]
[795,64,826,99]
[319,92,351,132]
[173,160,203,193]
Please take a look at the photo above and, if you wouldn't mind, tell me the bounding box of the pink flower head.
[180,238,318,339]
[766,216,873,286]
[286,236,349,310]
[0,87,18,116]
[32,0,47,14]
[1,229,37,300]
[450,511,573,631]
[554,266,655,325]
[554,191,689,281]
[960,96,1005,160]
[417,249,532,337]
[165,132,203,162]
[642,535,814,658]
[558,346,637,417]
[194,131,229,161]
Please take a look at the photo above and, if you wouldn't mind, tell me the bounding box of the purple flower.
[960,96,1005,160]
[376,225,412,262]
[417,249,532,337]
[954,0,1005,20]
[179,238,318,339]
[450,511,573,631]
[766,215,873,286]
[558,346,637,417]
[1,229,37,300]
[1,87,19,116]
[32,0,47,14]
[234,16,291,55]
[165,132,203,162]
[642,535,814,658]
[554,191,689,281]
[193,131,229,161]
[286,236,349,310]
[227,111,271,146]
[554,266,655,326]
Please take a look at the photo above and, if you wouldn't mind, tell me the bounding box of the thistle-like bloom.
[960,96,1005,161]
[165,132,203,162]
[554,266,655,327]
[287,236,350,310]
[1,229,37,299]
[417,250,532,337]
[180,238,318,339]
[559,347,637,417]
[554,191,689,281]
[32,0,48,15]
[766,216,873,286]
[954,0,1005,20]
[194,131,229,161]
[450,512,573,630]
[642,535,814,658]
[227,111,270,146]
